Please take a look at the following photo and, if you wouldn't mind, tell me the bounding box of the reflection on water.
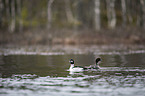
[0,45,145,96]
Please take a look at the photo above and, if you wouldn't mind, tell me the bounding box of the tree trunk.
[0,0,4,27]
[126,0,133,25]
[94,0,101,30]
[10,0,16,32]
[47,0,54,29]
[121,0,126,27]
[106,0,116,29]
[140,0,145,28]
[17,0,23,32]
[5,0,10,31]
[64,0,74,23]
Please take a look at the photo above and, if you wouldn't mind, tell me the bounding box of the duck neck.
[96,61,100,66]
[70,64,74,68]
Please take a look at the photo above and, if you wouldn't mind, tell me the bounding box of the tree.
[10,0,16,32]
[64,0,74,23]
[47,0,54,29]
[121,0,126,27]
[17,0,23,32]
[140,0,145,29]
[94,0,101,30]
[5,0,10,31]
[126,0,133,25]
[0,0,4,27]
[106,0,116,29]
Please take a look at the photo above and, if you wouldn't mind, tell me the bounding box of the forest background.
[0,0,145,45]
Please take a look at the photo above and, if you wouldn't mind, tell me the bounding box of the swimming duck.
[69,59,87,72]
[69,58,101,72]
[89,58,101,69]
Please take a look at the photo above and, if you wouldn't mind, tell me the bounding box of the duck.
[69,58,101,72]
[88,58,101,69]
[69,59,86,72]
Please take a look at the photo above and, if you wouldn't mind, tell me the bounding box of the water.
[0,45,145,96]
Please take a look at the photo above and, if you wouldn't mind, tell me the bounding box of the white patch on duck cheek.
[70,61,74,63]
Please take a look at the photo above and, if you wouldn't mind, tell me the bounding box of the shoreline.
[0,27,145,46]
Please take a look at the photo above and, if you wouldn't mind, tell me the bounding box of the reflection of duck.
[69,58,101,72]
[69,71,84,75]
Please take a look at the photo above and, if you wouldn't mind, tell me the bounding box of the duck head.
[96,58,101,65]
[69,59,74,64]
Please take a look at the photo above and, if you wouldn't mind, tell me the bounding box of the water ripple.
[0,69,145,96]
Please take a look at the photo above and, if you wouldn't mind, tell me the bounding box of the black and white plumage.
[69,59,86,72]
[88,58,101,69]
[69,58,101,72]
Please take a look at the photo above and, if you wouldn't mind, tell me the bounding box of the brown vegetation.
[0,27,145,46]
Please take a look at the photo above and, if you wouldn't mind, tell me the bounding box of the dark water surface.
[0,45,145,96]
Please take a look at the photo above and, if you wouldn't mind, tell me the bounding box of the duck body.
[88,64,100,69]
[69,65,84,72]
